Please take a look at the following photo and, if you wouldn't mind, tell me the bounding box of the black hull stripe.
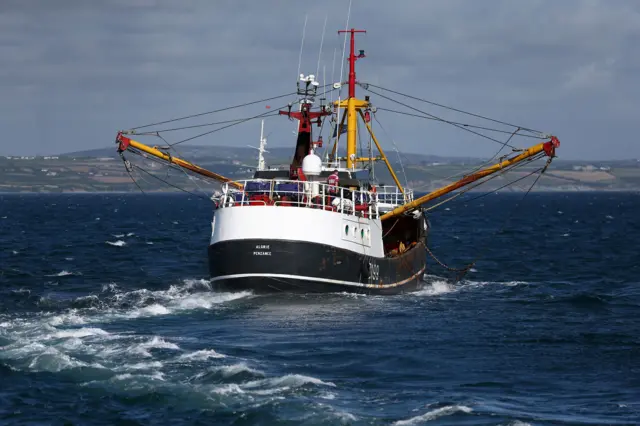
[209,266,426,289]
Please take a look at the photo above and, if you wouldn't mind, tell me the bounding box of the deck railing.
[376,185,414,205]
[214,179,408,219]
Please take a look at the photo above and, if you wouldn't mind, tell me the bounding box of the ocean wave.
[105,240,126,247]
[393,405,473,425]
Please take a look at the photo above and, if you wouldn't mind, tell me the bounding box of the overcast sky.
[1,0,638,160]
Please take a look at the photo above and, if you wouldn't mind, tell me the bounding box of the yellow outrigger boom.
[116,132,243,190]
[379,136,560,221]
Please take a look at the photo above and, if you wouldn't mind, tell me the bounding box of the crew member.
[327,169,339,195]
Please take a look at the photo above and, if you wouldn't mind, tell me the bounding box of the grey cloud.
[0,0,638,159]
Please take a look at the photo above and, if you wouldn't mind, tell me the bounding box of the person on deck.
[327,169,339,196]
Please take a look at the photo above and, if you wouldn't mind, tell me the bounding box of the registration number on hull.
[368,262,380,282]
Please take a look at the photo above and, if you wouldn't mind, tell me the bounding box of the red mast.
[338,28,366,98]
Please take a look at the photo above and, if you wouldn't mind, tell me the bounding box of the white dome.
[301,152,322,176]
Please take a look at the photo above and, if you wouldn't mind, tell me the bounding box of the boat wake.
[0,278,356,423]
[415,274,528,297]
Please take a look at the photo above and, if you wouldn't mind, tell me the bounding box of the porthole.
[360,229,365,239]
[345,225,349,235]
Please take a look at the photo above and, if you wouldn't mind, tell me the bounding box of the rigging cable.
[133,112,281,134]
[425,155,554,282]
[118,152,146,195]
[361,85,520,150]
[375,108,544,140]
[167,100,298,147]
[363,82,545,136]
[127,149,213,201]
[155,133,213,201]
[423,152,546,213]
[129,91,301,131]
[166,84,340,147]
[371,111,409,191]
[132,164,212,202]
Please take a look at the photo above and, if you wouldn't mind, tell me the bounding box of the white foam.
[244,374,336,389]
[106,240,126,247]
[127,304,171,318]
[247,386,291,395]
[211,363,263,378]
[212,383,245,395]
[51,327,109,339]
[333,411,357,422]
[393,405,473,425]
[120,361,163,371]
[112,372,165,382]
[112,234,125,238]
[23,346,105,372]
[48,311,87,326]
[46,270,77,277]
[177,349,226,361]
[416,280,455,296]
[132,336,180,358]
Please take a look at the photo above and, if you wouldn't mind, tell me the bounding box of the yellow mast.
[333,27,405,195]
[379,137,560,221]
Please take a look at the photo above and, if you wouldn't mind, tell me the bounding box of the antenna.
[316,14,328,78]
[248,120,269,171]
[296,14,308,81]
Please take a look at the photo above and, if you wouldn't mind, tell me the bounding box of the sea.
[0,192,638,426]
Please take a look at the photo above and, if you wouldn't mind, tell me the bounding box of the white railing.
[375,185,414,205]
[214,179,408,219]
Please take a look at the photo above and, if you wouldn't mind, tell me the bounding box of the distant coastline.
[2,145,639,193]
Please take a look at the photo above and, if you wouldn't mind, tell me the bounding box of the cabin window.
[345,225,349,235]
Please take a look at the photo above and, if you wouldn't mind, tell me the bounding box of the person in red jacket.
[327,169,339,195]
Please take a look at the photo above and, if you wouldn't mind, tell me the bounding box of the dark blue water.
[1,192,638,425]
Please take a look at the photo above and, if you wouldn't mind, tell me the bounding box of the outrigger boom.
[115,129,559,221]
[116,132,243,189]
[379,136,560,221]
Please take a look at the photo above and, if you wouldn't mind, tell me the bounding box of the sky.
[1,0,638,161]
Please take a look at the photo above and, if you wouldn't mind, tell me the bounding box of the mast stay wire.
[422,152,546,213]
[155,133,213,201]
[163,83,342,148]
[167,99,299,147]
[133,112,282,134]
[125,149,217,202]
[363,82,546,137]
[375,107,544,140]
[425,155,553,282]
[361,85,520,150]
[129,91,302,131]
[371,112,409,190]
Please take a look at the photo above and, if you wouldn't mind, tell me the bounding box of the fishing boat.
[115,28,559,294]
